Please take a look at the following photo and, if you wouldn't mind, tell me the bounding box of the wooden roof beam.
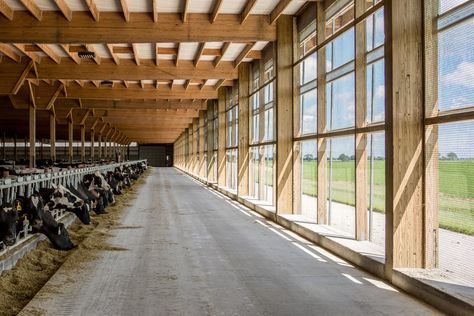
[11,60,34,95]
[270,0,293,25]
[119,0,130,22]
[132,44,140,65]
[60,44,81,64]
[85,44,101,64]
[84,0,99,21]
[0,44,20,63]
[152,0,158,22]
[194,43,206,68]
[210,0,224,23]
[19,0,42,21]
[0,13,276,43]
[214,42,230,68]
[155,43,159,66]
[37,44,61,64]
[0,0,13,20]
[176,43,182,66]
[53,0,72,21]
[182,0,189,23]
[12,44,41,63]
[106,44,120,65]
[234,43,255,68]
[241,0,258,24]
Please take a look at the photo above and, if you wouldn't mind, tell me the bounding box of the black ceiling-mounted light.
[78,51,96,59]
[101,80,114,87]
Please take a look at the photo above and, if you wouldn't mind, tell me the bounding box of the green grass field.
[300,159,474,235]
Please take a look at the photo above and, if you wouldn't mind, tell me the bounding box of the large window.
[248,46,276,205]
[425,0,474,284]
[226,83,239,191]
[293,0,386,241]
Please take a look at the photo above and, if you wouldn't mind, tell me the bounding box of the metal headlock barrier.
[0,159,147,253]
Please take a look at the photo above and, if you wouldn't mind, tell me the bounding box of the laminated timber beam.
[16,59,238,81]
[55,99,208,110]
[0,12,276,43]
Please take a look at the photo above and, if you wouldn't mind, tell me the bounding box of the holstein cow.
[16,193,75,250]
[82,174,108,214]
[93,171,115,206]
[0,201,19,247]
[39,184,91,225]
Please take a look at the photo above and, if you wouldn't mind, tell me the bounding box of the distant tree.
[350,155,355,160]
[446,152,459,160]
[304,154,314,161]
[338,153,350,161]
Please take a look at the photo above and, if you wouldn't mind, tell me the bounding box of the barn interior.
[0,0,473,315]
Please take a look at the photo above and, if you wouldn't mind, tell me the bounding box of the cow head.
[0,202,19,246]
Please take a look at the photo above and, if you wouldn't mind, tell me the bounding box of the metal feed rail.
[0,159,147,252]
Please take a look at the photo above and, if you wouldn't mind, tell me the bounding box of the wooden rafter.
[45,83,64,111]
[85,44,101,64]
[11,60,34,94]
[60,44,81,64]
[140,80,145,89]
[107,44,120,65]
[84,0,99,21]
[152,0,158,22]
[155,43,159,66]
[0,0,13,20]
[214,42,230,68]
[200,79,208,90]
[53,0,72,21]
[132,44,140,65]
[194,43,206,67]
[182,0,189,23]
[19,0,42,21]
[176,43,182,66]
[37,44,61,64]
[12,44,41,63]
[241,0,258,24]
[214,79,225,90]
[119,0,130,22]
[0,44,20,62]
[234,43,255,68]
[210,0,224,23]
[184,80,191,91]
[0,13,276,43]
[270,0,293,24]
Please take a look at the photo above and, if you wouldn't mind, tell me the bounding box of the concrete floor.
[20,168,441,316]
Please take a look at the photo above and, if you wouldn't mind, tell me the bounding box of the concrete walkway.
[20,168,441,316]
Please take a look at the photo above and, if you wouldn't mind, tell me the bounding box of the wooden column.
[238,63,250,196]
[207,102,215,182]
[80,125,86,162]
[385,0,425,277]
[316,2,328,224]
[199,111,206,179]
[49,112,56,161]
[98,134,102,160]
[276,15,293,214]
[355,0,368,240]
[13,134,17,162]
[90,129,95,162]
[424,0,439,269]
[68,118,73,163]
[217,87,227,187]
[29,103,36,168]
[193,118,199,175]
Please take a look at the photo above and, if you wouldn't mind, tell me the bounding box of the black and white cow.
[0,201,19,247]
[40,184,91,225]
[16,193,75,250]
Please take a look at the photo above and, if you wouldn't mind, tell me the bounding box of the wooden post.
[217,87,227,187]
[50,112,56,161]
[13,134,17,162]
[316,2,327,224]
[385,0,425,277]
[24,137,27,160]
[199,111,206,179]
[98,134,102,160]
[91,129,95,162]
[29,104,36,168]
[207,102,215,182]
[276,15,293,214]
[238,63,250,196]
[355,0,368,240]
[68,118,73,163]
[80,125,86,162]
[193,118,199,175]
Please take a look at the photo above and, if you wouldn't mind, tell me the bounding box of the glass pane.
[367,132,385,248]
[367,59,385,123]
[301,140,318,221]
[301,52,317,85]
[263,145,275,204]
[327,72,355,130]
[327,28,355,72]
[366,8,384,51]
[439,0,469,14]
[301,89,317,135]
[328,136,355,237]
[435,120,474,284]
[438,19,474,112]
[249,147,260,198]
[264,108,274,141]
[326,2,354,37]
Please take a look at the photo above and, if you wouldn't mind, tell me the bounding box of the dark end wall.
[138,144,173,167]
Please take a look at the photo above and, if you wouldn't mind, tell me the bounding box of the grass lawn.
[300,159,474,235]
